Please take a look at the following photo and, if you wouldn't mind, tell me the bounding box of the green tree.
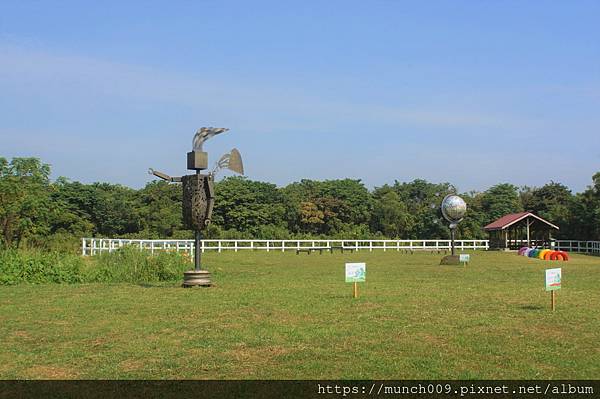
[371,185,413,238]
[213,176,286,236]
[298,201,325,234]
[480,183,523,224]
[570,172,600,240]
[457,191,487,239]
[89,183,143,236]
[525,182,574,238]
[49,178,96,236]
[138,181,184,238]
[392,179,455,238]
[0,158,52,247]
[282,179,372,236]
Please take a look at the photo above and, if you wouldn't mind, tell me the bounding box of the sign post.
[545,268,561,311]
[345,263,366,298]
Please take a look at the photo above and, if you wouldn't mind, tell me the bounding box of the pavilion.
[483,211,559,250]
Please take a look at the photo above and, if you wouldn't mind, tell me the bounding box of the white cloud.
[0,41,540,133]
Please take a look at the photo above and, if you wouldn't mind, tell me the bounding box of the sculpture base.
[182,270,212,287]
[440,255,460,265]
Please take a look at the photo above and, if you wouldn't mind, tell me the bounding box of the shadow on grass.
[136,282,218,289]
[136,282,180,288]
[519,304,544,311]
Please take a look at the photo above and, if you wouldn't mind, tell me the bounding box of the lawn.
[0,250,599,379]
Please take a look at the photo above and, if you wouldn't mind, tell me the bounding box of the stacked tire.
[518,247,568,261]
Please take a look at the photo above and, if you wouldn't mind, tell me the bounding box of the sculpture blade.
[192,127,229,152]
[227,148,244,175]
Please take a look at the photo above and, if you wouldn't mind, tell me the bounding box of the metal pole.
[195,230,202,272]
[451,227,456,256]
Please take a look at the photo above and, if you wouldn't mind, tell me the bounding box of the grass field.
[1,250,599,379]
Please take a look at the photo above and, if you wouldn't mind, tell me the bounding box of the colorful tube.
[523,248,533,257]
[528,249,539,258]
[558,251,569,261]
[518,247,529,256]
[538,249,551,260]
[543,251,555,260]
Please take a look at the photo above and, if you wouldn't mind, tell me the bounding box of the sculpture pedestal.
[440,255,460,265]
[182,270,212,287]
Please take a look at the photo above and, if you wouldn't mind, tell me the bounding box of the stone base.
[182,270,212,287]
[440,255,461,265]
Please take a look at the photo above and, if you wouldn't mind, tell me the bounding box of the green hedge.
[0,250,84,285]
[0,247,191,285]
[86,247,190,283]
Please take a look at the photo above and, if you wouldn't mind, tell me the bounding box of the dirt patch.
[25,365,80,379]
[12,330,32,339]
[227,344,293,365]
[119,359,146,372]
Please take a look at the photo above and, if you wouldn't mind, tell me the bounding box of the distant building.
[484,211,559,250]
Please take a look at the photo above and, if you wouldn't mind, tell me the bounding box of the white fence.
[554,240,600,255]
[81,238,490,256]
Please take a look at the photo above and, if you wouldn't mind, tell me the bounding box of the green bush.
[85,246,190,283]
[0,247,191,285]
[0,250,84,285]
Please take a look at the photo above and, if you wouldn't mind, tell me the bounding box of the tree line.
[1,157,599,251]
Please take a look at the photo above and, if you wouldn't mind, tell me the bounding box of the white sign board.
[345,263,366,283]
[545,268,562,291]
[459,254,470,263]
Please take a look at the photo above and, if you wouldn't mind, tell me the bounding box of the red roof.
[484,211,559,231]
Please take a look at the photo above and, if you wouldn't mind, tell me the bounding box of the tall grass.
[0,247,191,285]
[0,250,84,285]
[86,246,190,283]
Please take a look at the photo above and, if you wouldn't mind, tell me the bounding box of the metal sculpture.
[149,127,244,286]
[440,194,467,265]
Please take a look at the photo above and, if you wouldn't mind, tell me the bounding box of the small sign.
[545,268,562,291]
[345,263,366,283]
[459,254,470,263]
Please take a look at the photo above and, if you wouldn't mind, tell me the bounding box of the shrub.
[0,250,84,285]
[85,246,190,283]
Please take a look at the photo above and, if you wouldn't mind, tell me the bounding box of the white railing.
[554,240,600,255]
[81,238,490,256]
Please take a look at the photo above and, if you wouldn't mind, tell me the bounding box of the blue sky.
[1,1,599,192]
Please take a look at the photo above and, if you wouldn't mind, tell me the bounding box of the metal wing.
[192,127,229,151]
[211,148,244,176]
[227,148,244,175]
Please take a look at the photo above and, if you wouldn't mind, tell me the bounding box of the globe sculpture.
[440,194,467,264]
[441,194,467,229]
